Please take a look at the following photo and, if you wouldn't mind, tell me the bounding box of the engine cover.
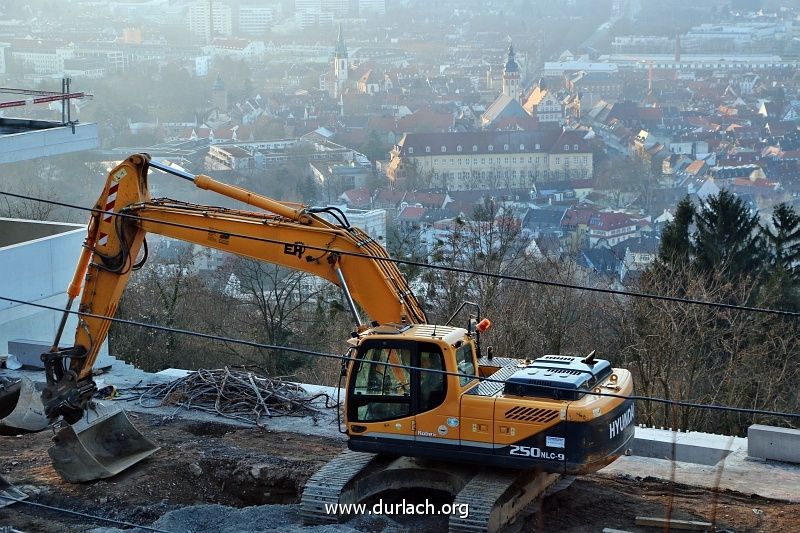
[503,355,612,400]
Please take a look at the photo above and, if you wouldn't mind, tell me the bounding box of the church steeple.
[333,24,349,99]
[211,73,228,111]
[335,23,347,58]
[502,42,521,101]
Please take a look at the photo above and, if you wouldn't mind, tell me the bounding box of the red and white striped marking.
[96,182,119,246]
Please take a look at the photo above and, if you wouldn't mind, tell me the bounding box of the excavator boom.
[41,153,425,481]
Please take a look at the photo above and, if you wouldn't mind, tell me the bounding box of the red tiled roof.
[374,188,405,205]
[397,109,454,133]
[561,207,596,227]
[340,187,371,207]
[732,178,778,189]
[589,212,635,231]
[405,191,447,207]
[398,206,427,220]
[685,160,706,175]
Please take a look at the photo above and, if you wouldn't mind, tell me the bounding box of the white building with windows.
[188,1,233,41]
[523,82,566,125]
[238,6,274,35]
[7,39,74,75]
[323,206,387,243]
[387,130,593,191]
[359,0,386,17]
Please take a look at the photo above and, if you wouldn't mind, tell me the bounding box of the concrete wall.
[0,218,109,363]
[749,424,800,464]
[0,218,79,248]
[0,119,99,164]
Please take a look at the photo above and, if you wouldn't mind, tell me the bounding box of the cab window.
[455,344,477,386]
[352,347,411,421]
[419,347,446,412]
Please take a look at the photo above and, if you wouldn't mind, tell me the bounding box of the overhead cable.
[1,294,797,421]
[0,190,797,318]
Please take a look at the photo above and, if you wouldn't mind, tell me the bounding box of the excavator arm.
[42,153,426,424]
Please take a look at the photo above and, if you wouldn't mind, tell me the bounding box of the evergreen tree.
[761,203,800,311]
[658,195,695,267]
[693,190,763,278]
[763,203,800,278]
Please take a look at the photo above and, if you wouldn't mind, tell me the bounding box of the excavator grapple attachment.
[48,402,159,482]
[0,377,49,433]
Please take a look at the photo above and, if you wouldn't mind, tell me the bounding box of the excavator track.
[300,449,381,525]
[544,474,576,497]
[449,470,561,533]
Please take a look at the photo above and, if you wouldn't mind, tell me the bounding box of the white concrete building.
[195,55,211,76]
[322,0,349,17]
[8,39,74,75]
[295,10,334,30]
[683,22,788,51]
[323,205,387,243]
[0,218,109,363]
[206,38,266,60]
[0,43,9,75]
[295,0,322,14]
[0,119,99,164]
[358,0,386,16]
[109,0,171,17]
[238,6,274,35]
[188,1,233,41]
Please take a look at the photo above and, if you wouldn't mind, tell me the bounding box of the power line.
[0,494,173,533]
[2,294,798,420]
[1,190,797,318]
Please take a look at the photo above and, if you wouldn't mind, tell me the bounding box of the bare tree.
[227,258,333,375]
[0,183,58,221]
[616,265,800,434]
[426,200,529,322]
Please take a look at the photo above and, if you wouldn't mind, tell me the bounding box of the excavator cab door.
[348,342,416,440]
[412,343,459,448]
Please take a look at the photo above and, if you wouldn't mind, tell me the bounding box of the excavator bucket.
[48,402,159,483]
[0,377,49,433]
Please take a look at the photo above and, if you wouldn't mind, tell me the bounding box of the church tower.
[211,73,228,112]
[502,43,520,101]
[333,24,349,99]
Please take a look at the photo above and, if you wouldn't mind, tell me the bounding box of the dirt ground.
[1,413,798,532]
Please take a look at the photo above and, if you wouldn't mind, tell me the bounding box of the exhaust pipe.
[48,402,159,483]
[0,377,48,433]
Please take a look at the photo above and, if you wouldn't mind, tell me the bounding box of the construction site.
[0,86,799,533]
[1,360,799,533]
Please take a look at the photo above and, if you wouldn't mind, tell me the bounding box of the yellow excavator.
[38,154,634,531]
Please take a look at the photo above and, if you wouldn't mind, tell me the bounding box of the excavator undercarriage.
[300,449,570,533]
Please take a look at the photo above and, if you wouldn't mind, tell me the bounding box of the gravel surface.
[89,503,407,533]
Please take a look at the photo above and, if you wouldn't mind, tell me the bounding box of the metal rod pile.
[127,368,336,426]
